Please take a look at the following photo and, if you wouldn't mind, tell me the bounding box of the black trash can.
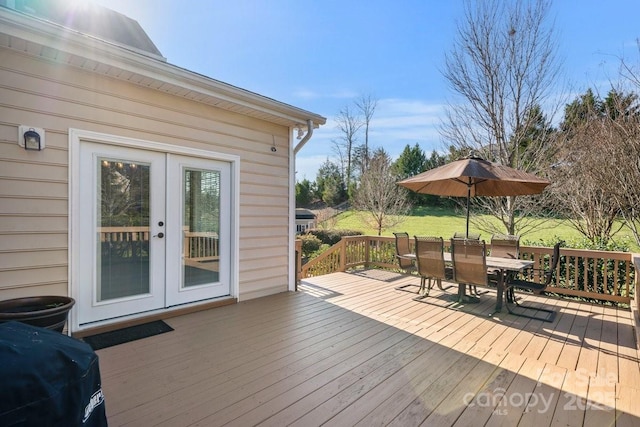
[0,321,107,426]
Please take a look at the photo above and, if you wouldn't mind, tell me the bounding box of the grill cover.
[0,321,107,426]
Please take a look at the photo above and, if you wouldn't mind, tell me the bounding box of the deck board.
[97,270,640,426]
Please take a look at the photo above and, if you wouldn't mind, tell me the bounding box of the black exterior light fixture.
[24,128,41,150]
[19,126,45,151]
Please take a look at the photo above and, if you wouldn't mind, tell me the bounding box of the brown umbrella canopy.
[397,156,550,237]
[397,157,550,197]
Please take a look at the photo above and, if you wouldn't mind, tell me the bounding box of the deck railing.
[183,231,219,261]
[298,235,638,306]
[99,226,219,262]
[100,226,150,243]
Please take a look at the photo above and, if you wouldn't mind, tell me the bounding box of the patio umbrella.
[397,156,550,237]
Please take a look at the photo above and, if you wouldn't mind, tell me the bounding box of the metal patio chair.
[490,234,520,259]
[452,232,481,294]
[412,236,453,300]
[504,241,562,322]
[393,232,417,293]
[488,234,520,288]
[450,238,489,303]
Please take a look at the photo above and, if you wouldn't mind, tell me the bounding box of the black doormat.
[82,320,174,350]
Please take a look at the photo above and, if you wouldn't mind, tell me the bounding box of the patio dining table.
[404,252,534,315]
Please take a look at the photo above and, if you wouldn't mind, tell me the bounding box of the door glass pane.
[97,158,150,301]
[183,169,220,288]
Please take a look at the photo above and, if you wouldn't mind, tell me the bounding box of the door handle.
[154,232,164,238]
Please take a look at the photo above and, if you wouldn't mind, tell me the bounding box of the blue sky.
[89,0,640,181]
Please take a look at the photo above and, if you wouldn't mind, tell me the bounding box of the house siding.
[0,49,292,302]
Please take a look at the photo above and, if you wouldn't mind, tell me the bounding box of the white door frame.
[69,129,240,332]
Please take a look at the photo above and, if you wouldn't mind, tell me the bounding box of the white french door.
[166,154,230,306]
[77,142,230,325]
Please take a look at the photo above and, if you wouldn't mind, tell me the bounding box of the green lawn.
[332,206,640,252]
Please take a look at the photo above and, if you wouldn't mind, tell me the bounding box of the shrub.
[306,229,363,246]
[522,235,632,252]
[298,233,323,258]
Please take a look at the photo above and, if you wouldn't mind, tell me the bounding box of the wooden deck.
[97,270,640,426]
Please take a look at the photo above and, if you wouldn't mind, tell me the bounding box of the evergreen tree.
[295,179,314,207]
[315,160,346,206]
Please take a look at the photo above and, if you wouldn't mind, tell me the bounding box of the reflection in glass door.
[97,158,151,301]
[183,169,220,288]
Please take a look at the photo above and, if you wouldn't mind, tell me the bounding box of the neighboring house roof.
[0,2,326,130]
[295,209,316,220]
[1,0,164,59]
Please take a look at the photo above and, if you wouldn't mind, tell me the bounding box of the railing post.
[295,239,302,290]
[365,236,371,268]
[340,238,347,272]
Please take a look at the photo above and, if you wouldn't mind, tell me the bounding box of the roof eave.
[0,8,326,129]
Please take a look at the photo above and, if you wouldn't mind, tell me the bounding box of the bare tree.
[610,121,640,245]
[550,88,640,244]
[334,105,363,196]
[616,42,640,244]
[441,0,562,236]
[330,140,347,185]
[352,148,410,236]
[619,39,640,90]
[549,127,623,242]
[354,94,378,171]
[314,207,340,230]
